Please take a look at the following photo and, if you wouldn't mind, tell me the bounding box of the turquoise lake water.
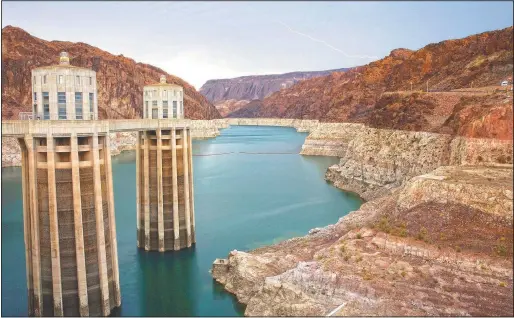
[1,125,362,316]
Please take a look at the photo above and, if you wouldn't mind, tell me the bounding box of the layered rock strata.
[321,126,513,201]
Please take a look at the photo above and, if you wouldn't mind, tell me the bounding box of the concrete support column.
[92,133,110,316]
[46,134,64,316]
[171,129,180,250]
[136,131,141,248]
[182,128,192,247]
[157,129,165,251]
[188,129,196,244]
[25,135,42,316]
[20,139,34,315]
[143,131,151,251]
[103,134,121,307]
[70,134,89,316]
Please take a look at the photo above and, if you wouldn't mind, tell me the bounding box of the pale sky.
[2,1,513,88]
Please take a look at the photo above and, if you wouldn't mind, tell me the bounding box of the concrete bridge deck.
[1,119,193,137]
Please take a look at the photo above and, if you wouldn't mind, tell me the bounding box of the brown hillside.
[234,26,513,139]
[1,26,221,120]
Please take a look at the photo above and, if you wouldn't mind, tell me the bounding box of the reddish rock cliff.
[235,27,513,139]
[1,26,221,120]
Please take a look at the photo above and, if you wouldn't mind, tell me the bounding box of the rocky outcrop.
[441,93,514,140]
[214,99,251,117]
[319,126,513,201]
[189,119,230,139]
[1,25,221,120]
[212,165,513,316]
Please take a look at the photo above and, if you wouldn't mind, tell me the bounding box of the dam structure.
[3,54,195,316]
[137,75,195,251]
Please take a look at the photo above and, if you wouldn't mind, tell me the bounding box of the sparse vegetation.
[497,155,508,164]
[499,281,507,288]
[494,244,507,257]
[416,227,428,242]
[493,237,508,257]
[375,216,391,234]
[362,269,373,281]
[392,221,408,237]
[356,233,363,239]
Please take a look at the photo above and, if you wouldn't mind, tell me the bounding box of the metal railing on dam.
[1,119,193,136]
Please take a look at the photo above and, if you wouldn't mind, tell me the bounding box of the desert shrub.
[376,216,391,234]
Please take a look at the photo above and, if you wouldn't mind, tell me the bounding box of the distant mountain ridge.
[1,25,221,120]
[199,68,352,116]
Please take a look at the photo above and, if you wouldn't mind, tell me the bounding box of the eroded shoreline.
[207,119,513,316]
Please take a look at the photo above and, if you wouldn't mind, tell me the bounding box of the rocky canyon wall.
[300,124,513,201]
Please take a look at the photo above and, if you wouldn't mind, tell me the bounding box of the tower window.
[43,75,47,84]
[163,101,168,119]
[33,92,38,115]
[76,76,80,85]
[58,92,66,119]
[89,77,93,85]
[75,92,83,119]
[89,93,94,118]
[180,101,183,116]
[173,101,177,118]
[58,75,64,84]
[43,92,50,120]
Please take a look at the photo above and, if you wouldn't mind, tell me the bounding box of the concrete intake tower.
[137,75,196,251]
[20,52,120,316]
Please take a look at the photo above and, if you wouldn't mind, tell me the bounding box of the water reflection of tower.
[138,247,199,316]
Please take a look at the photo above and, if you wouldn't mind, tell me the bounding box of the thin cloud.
[276,20,379,60]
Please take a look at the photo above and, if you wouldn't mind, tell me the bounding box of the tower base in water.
[18,124,121,316]
[136,126,196,251]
